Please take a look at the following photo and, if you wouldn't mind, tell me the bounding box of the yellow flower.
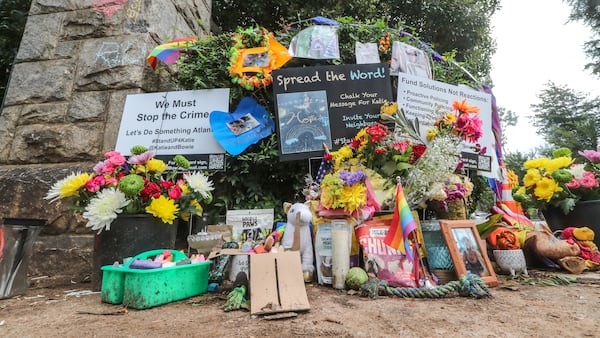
[524,157,549,170]
[331,146,353,167]
[340,184,366,213]
[179,182,190,195]
[145,158,167,173]
[516,186,526,194]
[523,169,542,187]
[543,156,572,174]
[380,101,397,116]
[181,199,203,221]
[443,113,457,124]
[426,128,438,141]
[534,177,562,202]
[61,173,93,198]
[507,169,519,188]
[145,195,179,224]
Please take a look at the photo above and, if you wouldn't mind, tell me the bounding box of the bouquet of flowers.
[426,173,474,219]
[314,146,369,214]
[403,99,483,209]
[331,104,427,208]
[45,145,214,233]
[513,147,600,214]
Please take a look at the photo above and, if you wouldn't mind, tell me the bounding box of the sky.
[490,0,600,153]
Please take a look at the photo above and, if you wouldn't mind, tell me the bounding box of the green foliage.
[503,150,537,181]
[475,213,503,239]
[498,107,518,149]
[530,81,599,156]
[0,0,31,101]
[211,0,499,80]
[468,174,496,214]
[171,18,484,222]
[565,0,600,76]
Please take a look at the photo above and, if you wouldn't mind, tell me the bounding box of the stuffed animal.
[264,202,314,282]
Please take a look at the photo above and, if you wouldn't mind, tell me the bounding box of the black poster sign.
[461,152,492,172]
[272,63,393,161]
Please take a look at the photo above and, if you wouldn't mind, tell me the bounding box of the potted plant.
[45,145,214,287]
[512,147,600,243]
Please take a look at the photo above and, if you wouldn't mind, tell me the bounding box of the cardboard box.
[249,251,310,315]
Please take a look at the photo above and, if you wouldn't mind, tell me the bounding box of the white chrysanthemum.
[568,163,586,180]
[45,172,81,202]
[82,188,130,233]
[184,172,214,199]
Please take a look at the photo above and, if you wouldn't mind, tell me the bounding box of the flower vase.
[91,214,178,290]
[542,200,600,248]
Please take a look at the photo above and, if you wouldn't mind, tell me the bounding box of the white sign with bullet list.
[397,73,498,177]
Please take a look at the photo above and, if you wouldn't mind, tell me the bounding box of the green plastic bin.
[100,249,211,309]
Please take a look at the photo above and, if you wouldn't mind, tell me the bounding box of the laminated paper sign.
[226,209,274,242]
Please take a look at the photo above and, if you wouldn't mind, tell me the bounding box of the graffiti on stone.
[126,0,142,20]
[92,0,129,18]
[95,40,147,67]
[125,0,146,32]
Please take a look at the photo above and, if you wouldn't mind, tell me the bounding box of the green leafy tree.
[530,81,599,155]
[211,0,500,80]
[498,106,517,149]
[0,0,31,104]
[565,0,600,75]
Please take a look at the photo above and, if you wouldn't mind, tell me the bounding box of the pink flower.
[566,179,581,189]
[392,141,410,152]
[580,173,599,189]
[579,147,600,163]
[128,151,155,165]
[101,161,117,174]
[169,185,182,199]
[85,175,106,192]
[105,177,118,186]
[455,113,482,143]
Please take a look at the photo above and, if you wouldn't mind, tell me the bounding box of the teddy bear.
[264,202,314,282]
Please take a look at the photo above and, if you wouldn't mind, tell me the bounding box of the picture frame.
[439,219,498,287]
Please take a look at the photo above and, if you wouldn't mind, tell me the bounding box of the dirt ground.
[1,269,599,338]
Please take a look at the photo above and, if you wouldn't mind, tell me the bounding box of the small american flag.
[314,151,333,184]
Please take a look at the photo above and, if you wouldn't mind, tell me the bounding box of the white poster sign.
[397,73,499,178]
[115,88,229,156]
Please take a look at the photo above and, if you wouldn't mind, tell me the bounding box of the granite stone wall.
[0,0,211,286]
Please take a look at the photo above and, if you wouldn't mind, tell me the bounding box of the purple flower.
[93,161,106,175]
[128,151,155,165]
[338,170,366,186]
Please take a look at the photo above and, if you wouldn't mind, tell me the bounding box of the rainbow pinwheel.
[146,37,196,69]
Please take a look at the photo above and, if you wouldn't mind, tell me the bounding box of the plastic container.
[92,214,178,291]
[0,218,45,299]
[100,249,211,309]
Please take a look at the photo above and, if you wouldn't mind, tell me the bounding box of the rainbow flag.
[146,37,197,69]
[384,182,417,258]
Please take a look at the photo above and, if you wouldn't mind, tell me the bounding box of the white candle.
[331,220,350,290]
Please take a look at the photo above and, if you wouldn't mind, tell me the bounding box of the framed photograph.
[439,219,498,287]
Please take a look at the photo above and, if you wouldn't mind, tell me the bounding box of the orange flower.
[452,99,480,114]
